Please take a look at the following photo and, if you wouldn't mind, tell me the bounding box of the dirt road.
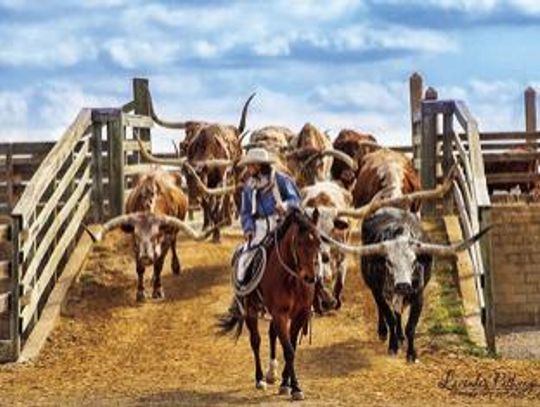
[0,232,538,406]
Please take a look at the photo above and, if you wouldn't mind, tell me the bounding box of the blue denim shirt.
[240,171,301,234]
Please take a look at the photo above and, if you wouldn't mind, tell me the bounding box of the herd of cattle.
[87,92,486,380]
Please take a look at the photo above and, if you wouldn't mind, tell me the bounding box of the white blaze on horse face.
[385,238,416,288]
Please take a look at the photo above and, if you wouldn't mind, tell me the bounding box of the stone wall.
[490,204,540,328]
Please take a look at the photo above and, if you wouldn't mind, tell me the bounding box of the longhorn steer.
[359,207,490,362]
[353,148,422,213]
[331,129,379,190]
[302,181,352,309]
[87,168,215,302]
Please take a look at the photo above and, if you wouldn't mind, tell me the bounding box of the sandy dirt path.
[0,231,538,406]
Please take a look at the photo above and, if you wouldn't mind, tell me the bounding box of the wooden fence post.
[10,216,21,362]
[107,117,125,217]
[479,206,496,354]
[410,73,423,172]
[525,86,537,135]
[6,144,13,211]
[524,87,538,179]
[442,112,454,214]
[421,87,438,216]
[91,117,105,223]
[133,78,151,144]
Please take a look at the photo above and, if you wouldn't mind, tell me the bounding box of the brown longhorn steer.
[331,129,379,190]
[352,148,422,213]
[86,168,217,302]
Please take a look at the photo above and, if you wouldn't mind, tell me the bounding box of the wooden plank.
[123,113,153,129]
[409,72,423,171]
[0,224,9,242]
[0,261,9,279]
[5,144,13,211]
[91,122,105,223]
[12,109,92,225]
[21,165,91,289]
[123,140,151,152]
[486,173,540,184]
[0,293,9,314]
[420,89,438,215]
[454,100,474,129]
[475,142,540,151]
[483,152,540,162]
[479,206,496,354]
[0,142,55,156]
[525,87,537,135]
[18,225,95,363]
[121,100,135,113]
[443,215,486,348]
[21,190,91,331]
[123,163,155,176]
[20,139,90,258]
[108,119,125,217]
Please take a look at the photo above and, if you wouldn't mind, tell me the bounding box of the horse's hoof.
[388,348,398,357]
[172,265,181,275]
[265,360,278,384]
[255,380,267,390]
[136,291,145,302]
[291,390,305,401]
[406,353,418,363]
[279,386,291,396]
[152,288,164,299]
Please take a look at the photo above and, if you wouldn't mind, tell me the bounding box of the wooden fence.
[0,79,156,362]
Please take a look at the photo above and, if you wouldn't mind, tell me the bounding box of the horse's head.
[281,208,322,284]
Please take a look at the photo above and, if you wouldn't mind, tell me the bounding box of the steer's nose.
[395,282,412,295]
[140,256,153,267]
[321,252,330,264]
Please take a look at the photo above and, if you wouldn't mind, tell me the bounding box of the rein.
[273,220,315,285]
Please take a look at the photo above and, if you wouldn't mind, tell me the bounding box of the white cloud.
[0,91,28,124]
[312,81,406,112]
[103,38,181,68]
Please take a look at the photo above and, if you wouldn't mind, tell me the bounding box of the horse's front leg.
[265,321,279,385]
[245,312,265,389]
[171,233,181,275]
[274,314,304,401]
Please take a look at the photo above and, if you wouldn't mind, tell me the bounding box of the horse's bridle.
[273,218,317,285]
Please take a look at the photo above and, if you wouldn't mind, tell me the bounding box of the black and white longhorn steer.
[358,207,490,362]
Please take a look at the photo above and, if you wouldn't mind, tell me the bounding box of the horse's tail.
[216,302,244,341]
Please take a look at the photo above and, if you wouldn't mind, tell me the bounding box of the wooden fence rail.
[421,98,494,352]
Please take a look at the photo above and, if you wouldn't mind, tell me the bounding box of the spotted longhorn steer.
[247,123,356,188]
[302,181,353,309]
[86,168,216,302]
[352,148,422,213]
[359,207,490,362]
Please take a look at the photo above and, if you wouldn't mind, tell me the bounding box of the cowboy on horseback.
[228,147,336,314]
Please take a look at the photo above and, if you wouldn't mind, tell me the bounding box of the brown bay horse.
[218,208,322,401]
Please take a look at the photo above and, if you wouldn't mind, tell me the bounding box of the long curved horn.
[337,167,456,219]
[153,214,226,241]
[191,159,235,169]
[238,93,256,133]
[147,88,188,129]
[412,225,493,256]
[300,149,358,172]
[84,213,143,242]
[319,230,387,256]
[238,129,251,144]
[183,162,238,196]
[135,130,187,166]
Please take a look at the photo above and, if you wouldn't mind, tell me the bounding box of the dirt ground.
[0,231,539,406]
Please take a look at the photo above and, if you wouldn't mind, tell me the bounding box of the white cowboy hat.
[238,147,276,166]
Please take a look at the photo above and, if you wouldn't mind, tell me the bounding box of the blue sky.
[2,0,540,149]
